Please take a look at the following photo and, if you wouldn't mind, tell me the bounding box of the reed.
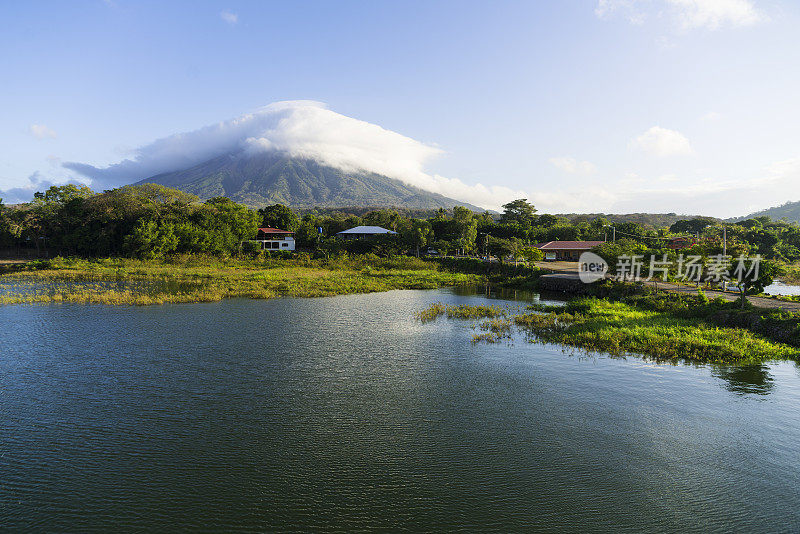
[415,303,509,323]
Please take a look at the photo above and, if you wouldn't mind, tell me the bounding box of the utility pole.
[605,225,615,243]
[722,224,727,292]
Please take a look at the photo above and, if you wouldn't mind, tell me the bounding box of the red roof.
[535,240,604,250]
[257,227,293,234]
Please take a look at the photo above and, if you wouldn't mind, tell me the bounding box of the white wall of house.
[255,236,295,251]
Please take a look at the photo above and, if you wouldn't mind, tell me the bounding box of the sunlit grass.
[0,255,482,306]
[514,299,798,364]
[415,303,509,323]
[418,296,799,363]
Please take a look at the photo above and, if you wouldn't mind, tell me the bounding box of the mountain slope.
[733,201,800,223]
[136,150,482,210]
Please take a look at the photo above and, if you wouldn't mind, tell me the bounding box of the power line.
[606,225,694,242]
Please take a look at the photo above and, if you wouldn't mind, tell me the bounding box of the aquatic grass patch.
[514,299,798,364]
[418,296,799,363]
[472,317,514,344]
[415,303,509,323]
[416,303,514,343]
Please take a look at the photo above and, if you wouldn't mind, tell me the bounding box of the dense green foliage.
[558,212,719,228]
[735,200,800,225]
[0,184,259,258]
[3,186,800,291]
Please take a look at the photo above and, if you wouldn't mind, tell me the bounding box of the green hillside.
[137,150,482,211]
[734,201,800,224]
[558,212,719,228]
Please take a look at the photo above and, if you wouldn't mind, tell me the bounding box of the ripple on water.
[0,287,799,531]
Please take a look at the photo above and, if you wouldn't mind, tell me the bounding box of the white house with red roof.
[534,240,604,261]
[254,227,295,251]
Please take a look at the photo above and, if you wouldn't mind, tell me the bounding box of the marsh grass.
[418,293,799,363]
[514,299,798,364]
[471,317,514,344]
[415,303,509,323]
[1,255,482,306]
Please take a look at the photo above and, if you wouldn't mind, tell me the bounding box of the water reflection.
[764,281,800,296]
[1,289,800,531]
[451,283,565,304]
[711,365,775,396]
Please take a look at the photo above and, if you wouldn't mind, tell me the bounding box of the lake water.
[764,281,800,296]
[2,288,799,531]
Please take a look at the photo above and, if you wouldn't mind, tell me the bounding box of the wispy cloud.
[595,0,646,24]
[607,157,800,217]
[63,101,527,210]
[29,124,57,140]
[0,171,57,204]
[220,10,238,25]
[668,0,763,30]
[549,157,597,175]
[595,0,765,30]
[630,126,693,157]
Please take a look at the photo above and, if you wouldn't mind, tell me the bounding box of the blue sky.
[2,0,799,216]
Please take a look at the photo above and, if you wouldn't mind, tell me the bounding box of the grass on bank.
[417,289,800,363]
[514,299,797,364]
[0,254,483,305]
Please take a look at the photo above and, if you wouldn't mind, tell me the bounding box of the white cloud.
[595,0,646,24]
[63,101,527,210]
[667,0,763,29]
[29,124,57,139]
[630,126,693,157]
[220,10,238,25]
[549,157,597,175]
[595,0,764,30]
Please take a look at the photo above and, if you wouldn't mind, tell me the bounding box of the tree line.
[2,184,800,266]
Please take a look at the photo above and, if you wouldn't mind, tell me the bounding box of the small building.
[336,225,397,239]
[535,240,604,261]
[667,236,694,249]
[253,227,295,251]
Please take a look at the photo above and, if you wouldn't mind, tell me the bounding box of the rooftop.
[257,227,293,234]
[535,240,604,250]
[337,225,397,235]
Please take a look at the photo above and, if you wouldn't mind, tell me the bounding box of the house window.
[281,243,288,247]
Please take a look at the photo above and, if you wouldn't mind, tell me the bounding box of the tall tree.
[500,199,537,229]
[259,204,299,231]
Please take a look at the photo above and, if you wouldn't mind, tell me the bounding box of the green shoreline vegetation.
[3,184,800,362]
[418,286,800,363]
[0,255,482,305]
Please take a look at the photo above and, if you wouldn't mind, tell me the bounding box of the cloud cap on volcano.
[64,101,525,209]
